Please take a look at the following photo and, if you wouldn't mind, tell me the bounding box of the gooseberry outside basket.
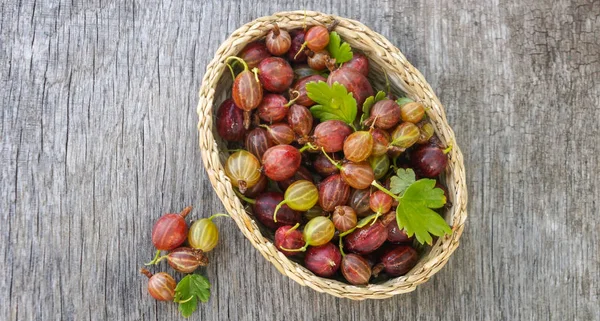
[197,11,468,300]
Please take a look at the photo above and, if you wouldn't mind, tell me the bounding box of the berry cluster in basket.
[216,22,452,285]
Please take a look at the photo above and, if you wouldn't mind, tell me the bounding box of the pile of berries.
[216,22,451,285]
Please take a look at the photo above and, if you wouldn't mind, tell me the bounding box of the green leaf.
[178,297,198,318]
[305,81,331,105]
[395,179,450,245]
[402,178,446,209]
[362,96,375,115]
[396,97,414,107]
[359,96,374,126]
[307,81,357,126]
[174,274,211,318]
[389,168,416,195]
[327,31,353,64]
[359,91,387,126]
[310,105,343,122]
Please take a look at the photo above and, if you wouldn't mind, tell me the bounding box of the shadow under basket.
[197,11,468,300]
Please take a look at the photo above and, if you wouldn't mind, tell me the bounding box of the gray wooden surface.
[1,0,599,320]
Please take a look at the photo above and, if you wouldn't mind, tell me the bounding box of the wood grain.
[1,0,598,320]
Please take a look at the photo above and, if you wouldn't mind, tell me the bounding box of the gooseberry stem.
[443,145,453,154]
[225,56,249,72]
[298,142,318,153]
[273,200,288,223]
[272,23,281,36]
[286,223,301,234]
[371,180,400,201]
[252,67,260,83]
[140,268,153,278]
[234,189,256,204]
[339,228,355,238]
[208,213,230,221]
[368,115,379,131]
[325,58,337,72]
[321,147,342,170]
[179,206,193,218]
[226,63,236,81]
[339,237,346,257]
[338,213,378,238]
[144,250,162,266]
[175,295,194,304]
[281,243,308,252]
[238,180,249,194]
[358,213,378,228]
[284,90,301,107]
[370,211,382,226]
[327,20,339,32]
[294,42,307,60]
[153,254,169,264]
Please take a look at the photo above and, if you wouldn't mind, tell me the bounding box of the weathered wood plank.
[0,0,598,320]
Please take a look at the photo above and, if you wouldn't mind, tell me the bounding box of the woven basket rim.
[197,10,468,300]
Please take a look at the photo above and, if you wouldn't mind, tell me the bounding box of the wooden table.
[1,1,598,320]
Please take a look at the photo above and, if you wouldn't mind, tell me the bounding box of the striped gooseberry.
[275,223,306,256]
[225,56,263,129]
[332,206,357,232]
[348,188,372,217]
[262,145,302,181]
[152,247,209,274]
[151,206,192,252]
[245,127,273,160]
[238,41,270,69]
[417,121,435,144]
[260,123,295,145]
[287,104,313,139]
[368,154,390,180]
[320,150,375,189]
[370,128,391,156]
[343,131,374,162]
[188,213,229,252]
[313,120,353,153]
[372,245,419,277]
[224,150,261,193]
[265,23,291,56]
[273,180,318,222]
[282,216,335,252]
[363,99,401,130]
[389,122,420,149]
[400,102,425,123]
[304,242,341,277]
[318,174,350,212]
[341,253,372,285]
[140,268,176,301]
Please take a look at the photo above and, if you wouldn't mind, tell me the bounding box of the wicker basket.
[197,11,468,300]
